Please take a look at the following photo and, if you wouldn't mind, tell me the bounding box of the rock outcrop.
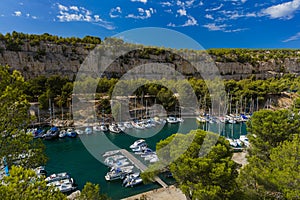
[1,39,300,80]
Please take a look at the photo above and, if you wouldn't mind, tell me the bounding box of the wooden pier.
[120,149,168,188]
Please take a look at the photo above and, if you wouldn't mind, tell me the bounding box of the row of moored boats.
[34,166,77,194]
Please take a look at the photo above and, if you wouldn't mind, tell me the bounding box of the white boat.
[130,139,146,149]
[167,116,180,124]
[104,158,128,167]
[34,166,47,176]
[75,129,84,135]
[132,145,147,152]
[59,130,67,138]
[102,150,120,157]
[226,138,237,147]
[104,155,124,162]
[93,126,102,132]
[100,124,108,132]
[111,160,130,168]
[105,167,133,181]
[124,122,133,129]
[109,124,122,133]
[117,123,126,132]
[45,172,70,183]
[122,172,140,185]
[47,178,77,193]
[85,127,93,134]
[125,177,143,187]
[239,135,249,147]
[131,121,145,129]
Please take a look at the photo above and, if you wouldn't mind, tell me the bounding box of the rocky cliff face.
[1,39,300,80]
[0,40,91,79]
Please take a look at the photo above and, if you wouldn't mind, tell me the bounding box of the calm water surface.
[44,118,247,199]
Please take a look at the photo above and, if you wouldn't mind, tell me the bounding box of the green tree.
[76,182,110,200]
[238,134,300,200]
[0,166,66,200]
[247,109,300,161]
[0,65,47,168]
[143,130,239,200]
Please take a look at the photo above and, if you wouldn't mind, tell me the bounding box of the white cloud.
[58,4,68,11]
[283,32,300,42]
[160,1,173,7]
[109,6,122,18]
[56,4,115,30]
[13,11,22,16]
[203,23,228,31]
[131,0,147,3]
[262,0,300,19]
[70,6,79,12]
[126,7,155,19]
[205,4,223,12]
[182,15,198,26]
[205,14,214,19]
[186,0,195,8]
[177,9,187,16]
[167,15,198,27]
[203,23,245,32]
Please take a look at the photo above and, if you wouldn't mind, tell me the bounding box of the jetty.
[120,149,168,188]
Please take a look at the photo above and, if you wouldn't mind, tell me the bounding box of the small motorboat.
[122,172,140,186]
[102,150,120,157]
[130,139,146,149]
[85,127,93,134]
[124,177,143,187]
[109,124,122,133]
[66,129,77,138]
[59,130,67,138]
[45,172,70,183]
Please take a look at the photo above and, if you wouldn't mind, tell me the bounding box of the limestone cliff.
[1,37,300,80]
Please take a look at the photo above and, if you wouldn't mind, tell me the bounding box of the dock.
[120,149,168,188]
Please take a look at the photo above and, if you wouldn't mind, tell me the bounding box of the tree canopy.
[142,129,239,200]
[0,65,47,168]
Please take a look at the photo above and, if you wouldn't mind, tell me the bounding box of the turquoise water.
[44,118,247,199]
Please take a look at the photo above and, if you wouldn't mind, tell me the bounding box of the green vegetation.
[207,48,300,65]
[237,109,300,199]
[0,31,101,50]
[0,65,47,168]
[142,130,239,200]
[0,166,66,199]
[76,182,110,200]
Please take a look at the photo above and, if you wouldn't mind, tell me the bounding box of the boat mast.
[49,98,52,126]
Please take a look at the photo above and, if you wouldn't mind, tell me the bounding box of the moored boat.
[45,172,70,183]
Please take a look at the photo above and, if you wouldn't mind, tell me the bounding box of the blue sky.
[0,0,300,49]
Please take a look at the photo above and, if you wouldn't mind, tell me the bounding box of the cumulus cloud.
[131,0,147,3]
[262,0,300,19]
[203,23,228,31]
[283,32,300,42]
[205,14,214,19]
[160,1,173,7]
[110,6,122,18]
[70,6,79,12]
[14,11,22,17]
[56,3,115,30]
[167,15,198,27]
[126,7,155,19]
[203,23,246,32]
[177,9,187,16]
